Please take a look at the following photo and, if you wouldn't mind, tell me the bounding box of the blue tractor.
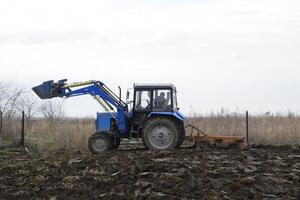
[33,79,186,154]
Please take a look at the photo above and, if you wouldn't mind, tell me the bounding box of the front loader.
[33,79,244,154]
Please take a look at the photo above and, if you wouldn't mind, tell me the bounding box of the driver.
[155,92,167,109]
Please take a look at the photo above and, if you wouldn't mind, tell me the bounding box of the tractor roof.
[134,83,176,90]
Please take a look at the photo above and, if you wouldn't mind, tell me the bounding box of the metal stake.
[0,110,2,147]
[246,111,249,145]
[0,110,2,135]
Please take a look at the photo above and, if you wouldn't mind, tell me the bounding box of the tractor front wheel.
[142,117,180,150]
[88,133,113,154]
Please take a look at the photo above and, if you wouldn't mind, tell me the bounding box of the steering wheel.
[136,100,150,110]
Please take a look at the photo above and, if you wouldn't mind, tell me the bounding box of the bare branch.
[16,90,40,120]
[39,99,65,122]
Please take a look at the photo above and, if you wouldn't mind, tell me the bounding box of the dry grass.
[7,111,299,152]
[187,112,300,145]
[26,118,95,152]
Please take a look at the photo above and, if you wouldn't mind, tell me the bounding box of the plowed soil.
[0,145,299,200]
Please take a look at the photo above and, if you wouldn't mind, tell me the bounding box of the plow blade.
[32,80,64,99]
[185,124,246,148]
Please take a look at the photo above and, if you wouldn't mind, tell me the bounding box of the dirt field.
[0,145,299,200]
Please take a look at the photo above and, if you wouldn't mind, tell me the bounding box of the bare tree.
[0,82,25,143]
[7,88,24,118]
[0,82,5,147]
[16,90,41,134]
[17,91,40,119]
[0,83,24,120]
[0,82,10,104]
[39,99,65,122]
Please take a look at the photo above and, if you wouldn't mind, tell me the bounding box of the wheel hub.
[93,137,106,152]
[148,125,174,149]
[158,132,164,139]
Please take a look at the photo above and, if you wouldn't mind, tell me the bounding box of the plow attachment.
[185,124,245,148]
[32,79,67,99]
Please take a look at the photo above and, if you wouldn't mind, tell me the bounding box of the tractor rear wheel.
[142,117,180,150]
[176,129,185,147]
[88,133,113,154]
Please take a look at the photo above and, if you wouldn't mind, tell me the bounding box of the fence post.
[0,110,2,135]
[21,111,25,147]
[0,110,2,147]
[246,111,249,145]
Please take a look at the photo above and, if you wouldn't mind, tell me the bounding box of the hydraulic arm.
[33,79,128,133]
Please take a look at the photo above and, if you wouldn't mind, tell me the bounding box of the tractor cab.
[127,84,179,127]
[134,84,177,111]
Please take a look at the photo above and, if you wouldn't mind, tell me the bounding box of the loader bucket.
[32,80,60,99]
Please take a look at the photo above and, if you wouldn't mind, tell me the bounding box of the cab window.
[135,90,151,111]
[153,89,172,111]
[126,88,134,111]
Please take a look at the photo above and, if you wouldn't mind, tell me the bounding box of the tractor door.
[132,89,152,127]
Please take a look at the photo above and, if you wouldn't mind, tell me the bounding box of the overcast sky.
[0,0,300,116]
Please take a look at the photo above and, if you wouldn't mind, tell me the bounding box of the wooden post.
[0,110,2,135]
[246,111,249,145]
[0,110,2,147]
[21,111,25,147]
